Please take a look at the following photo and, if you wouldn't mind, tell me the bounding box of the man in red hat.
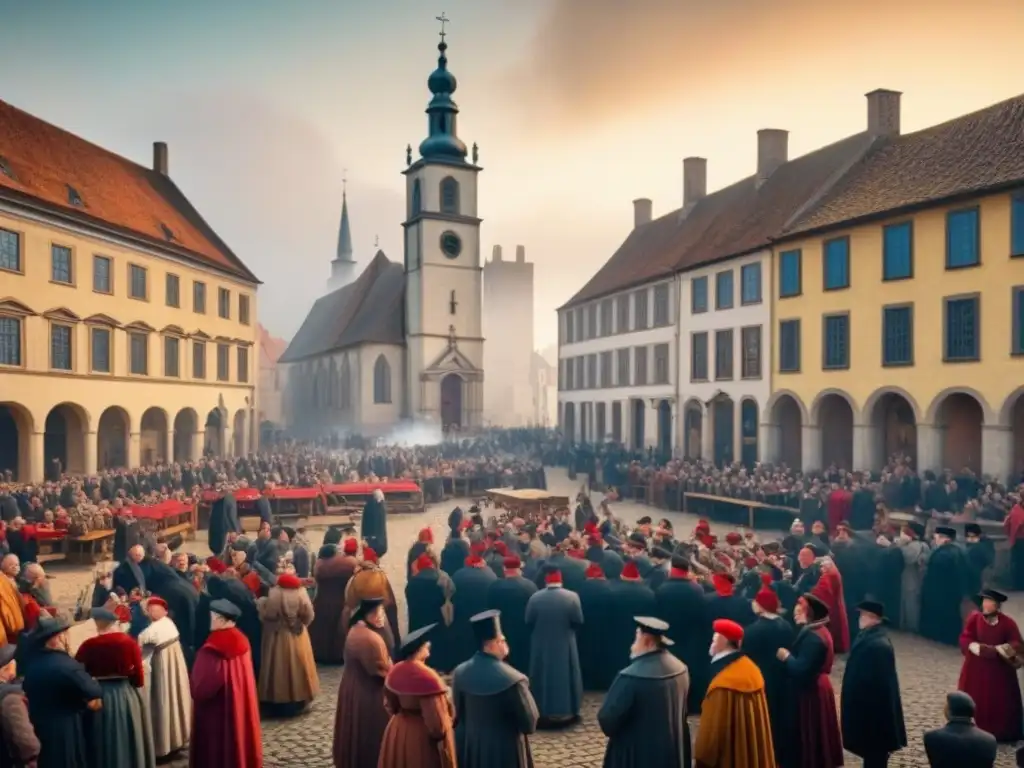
[486,556,537,673]
[708,571,754,627]
[655,554,711,713]
[576,561,615,691]
[525,566,584,727]
[694,618,775,767]
[138,595,191,760]
[606,561,657,672]
[450,545,498,666]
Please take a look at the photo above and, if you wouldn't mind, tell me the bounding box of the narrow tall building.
[483,245,535,426]
[326,184,357,293]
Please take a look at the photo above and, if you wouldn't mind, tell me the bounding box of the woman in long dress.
[256,573,319,716]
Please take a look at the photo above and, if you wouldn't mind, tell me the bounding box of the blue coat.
[525,585,584,719]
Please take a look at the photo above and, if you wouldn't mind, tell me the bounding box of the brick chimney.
[757,129,788,183]
[153,142,169,175]
[492,244,503,261]
[633,198,653,228]
[683,158,707,206]
[515,245,526,263]
[866,89,902,137]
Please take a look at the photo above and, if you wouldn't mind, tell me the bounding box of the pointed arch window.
[411,179,422,217]
[373,355,392,404]
[340,356,352,410]
[440,176,460,215]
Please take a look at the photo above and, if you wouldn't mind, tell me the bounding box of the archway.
[205,408,225,457]
[934,392,984,474]
[657,400,672,456]
[233,409,247,456]
[1010,391,1024,482]
[97,406,130,470]
[868,391,917,467]
[173,408,198,462]
[596,402,607,442]
[140,407,168,466]
[44,403,87,476]
[611,402,622,443]
[817,393,854,469]
[0,403,32,480]
[631,399,645,450]
[441,374,463,432]
[740,399,759,468]
[684,401,703,459]
[563,402,576,442]
[771,394,803,469]
[712,395,734,466]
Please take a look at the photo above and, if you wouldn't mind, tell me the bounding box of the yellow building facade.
[0,102,259,481]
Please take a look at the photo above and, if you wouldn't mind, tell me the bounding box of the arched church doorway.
[205,408,224,457]
[869,391,917,466]
[97,406,130,470]
[818,393,854,469]
[44,403,87,476]
[441,374,463,432]
[140,407,168,465]
[174,408,198,462]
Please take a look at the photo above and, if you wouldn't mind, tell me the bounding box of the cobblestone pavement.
[41,468,1024,767]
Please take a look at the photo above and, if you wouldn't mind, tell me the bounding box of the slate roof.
[279,251,405,363]
[0,98,257,282]
[782,93,1024,238]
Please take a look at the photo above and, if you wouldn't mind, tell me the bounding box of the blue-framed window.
[779,249,801,297]
[823,314,849,369]
[715,270,734,310]
[882,222,913,280]
[740,263,762,304]
[823,237,850,290]
[1012,196,1024,257]
[944,296,980,361]
[882,306,913,366]
[946,208,980,269]
[1013,288,1024,355]
[779,319,800,373]
[691,276,708,314]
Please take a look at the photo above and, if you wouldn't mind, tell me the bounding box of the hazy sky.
[2,0,1023,349]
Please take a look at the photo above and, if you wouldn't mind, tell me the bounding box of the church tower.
[402,15,484,431]
[327,181,356,293]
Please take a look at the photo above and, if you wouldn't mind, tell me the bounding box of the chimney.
[757,129,789,183]
[633,198,653,228]
[515,245,526,263]
[683,157,707,206]
[492,244,503,261]
[866,89,902,137]
[153,142,168,175]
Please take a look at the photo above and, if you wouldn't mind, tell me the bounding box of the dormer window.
[0,157,12,180]
[160,223,175,242]
[67,185,83,206]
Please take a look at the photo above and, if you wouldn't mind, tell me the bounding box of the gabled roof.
[561,131,877,309]
[782,93,1024,238]
[0,98,258,283]
[279,251,405,364]
[257,324,288,368]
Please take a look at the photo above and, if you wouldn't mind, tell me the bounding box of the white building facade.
[483,245,534,426]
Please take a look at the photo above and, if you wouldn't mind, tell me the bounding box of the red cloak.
[958,611,1024,742]
[75,632,145,687]
[812,568,850,653]
[189,626,262,768]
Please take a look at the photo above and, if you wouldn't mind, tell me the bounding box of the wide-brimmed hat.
[350,597,385,627]
[977,588,1008,604]
[32,615,71,644]
[856,599,887,621]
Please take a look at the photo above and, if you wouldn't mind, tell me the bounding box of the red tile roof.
[0,98,257,282]
[258,324,288,368]
[782,94,1024,238]
[562,132,877,309]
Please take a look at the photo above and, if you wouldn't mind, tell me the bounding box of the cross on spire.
[342,168,347,195]
[374,234,379,248]
[436,12,449,43]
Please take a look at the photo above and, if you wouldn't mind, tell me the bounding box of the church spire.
[335,174,354,264]
[418,13,468,164]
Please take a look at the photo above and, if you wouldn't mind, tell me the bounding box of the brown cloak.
[694,654,775,768]
[309,554,358,664]
[379,660,456,768]
[332,622,392,768]
[257,581,319,705]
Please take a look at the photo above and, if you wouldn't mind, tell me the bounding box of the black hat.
[470,609,503,645]
[318,544,337,559]
[964,523,982,537]
[32,615,71,644]
[978,588,1008,604]
[323,527,343,545]
[91,608,118,623]
[800,593,830,621]
[350,597,385,627]
[935,526,957,539]
[628,532,648,548]
[906,521,926,539]
[0,645,16,669]
[651,546,672,560]
[636,516,652,525]
[805,542,828,558]
[210,599,241,620]
[856,599,886,620]
[633,616,674,646]
[448,507,464,530]
[282,526,297,539]
[398,623,437,661]
[670,554,690,571]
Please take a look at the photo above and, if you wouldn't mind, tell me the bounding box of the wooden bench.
[67,529,115,565]
[682,492,800,529]
[160,521,193,540]
[36,537,68,564]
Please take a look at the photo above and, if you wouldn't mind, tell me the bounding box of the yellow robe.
[694,654,776,768]
[0,577,25,644]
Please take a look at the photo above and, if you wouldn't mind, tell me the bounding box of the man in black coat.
[840,599,906,768]
[655,556,710,713]
[920,526,973,646]
[923,691,997,768]
[576,562,616,690]
[146,559,201,667]
[441,510,470,577]
[406,554,457,672]
[359,488,388,558]
[707,572,755,627]
[606,561,657,673]
[486,556,537,674]
[741,578,795,766]
[533,548,588,593]
[451,550,499,667]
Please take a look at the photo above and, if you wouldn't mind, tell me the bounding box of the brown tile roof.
[257,324,288,368]
[784,94,1024,238]
[0,98,257,282]
[279,251,405,364]
[561,132,878,309]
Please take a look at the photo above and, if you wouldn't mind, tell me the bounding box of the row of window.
[560,344,671,390]
[778,200,1024,298]
[690,263,762,313]
[0,315,249,382]
[689,326,763,382]
[563,283,672,344]
[0,229,251,324]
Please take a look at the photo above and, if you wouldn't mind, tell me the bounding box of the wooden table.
[67,529,115,565]
[682,492,800,528]
[36,536,68,564]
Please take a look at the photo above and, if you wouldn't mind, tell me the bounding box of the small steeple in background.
[335,171,354,265]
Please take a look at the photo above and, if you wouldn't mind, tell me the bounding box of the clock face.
[440,231,462,259]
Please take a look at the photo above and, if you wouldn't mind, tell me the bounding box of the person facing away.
[0,643,39,768]
[451,610,538,768]
[598,616,690,768]
[360,488,389,558]
[923,691,997,768]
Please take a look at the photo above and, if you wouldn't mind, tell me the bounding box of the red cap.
[696,519,710,532]
[470,542,487,555]
[414,553,435,572]
[362,547,378,564]
[276,573,302,590]
[743,556,757,569]
[760,572,773,587]
[494,541,509,556]
[545,568,563,585]
[698,534,714,549]
[584,521,597,535]
[147,596,169,611]
[567,549,586,559]
[343,539,359,555]
[726,532,742,546]
[669,566,689,579]
[206,556,227,574]
[585,562,604,579]
[418,527,433,544]
[465,555,485,568]
[713,618,744,645]
[712,572,735,597]
[621,561,641,581]
[502,556,521,570]
[754,587,779,614]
